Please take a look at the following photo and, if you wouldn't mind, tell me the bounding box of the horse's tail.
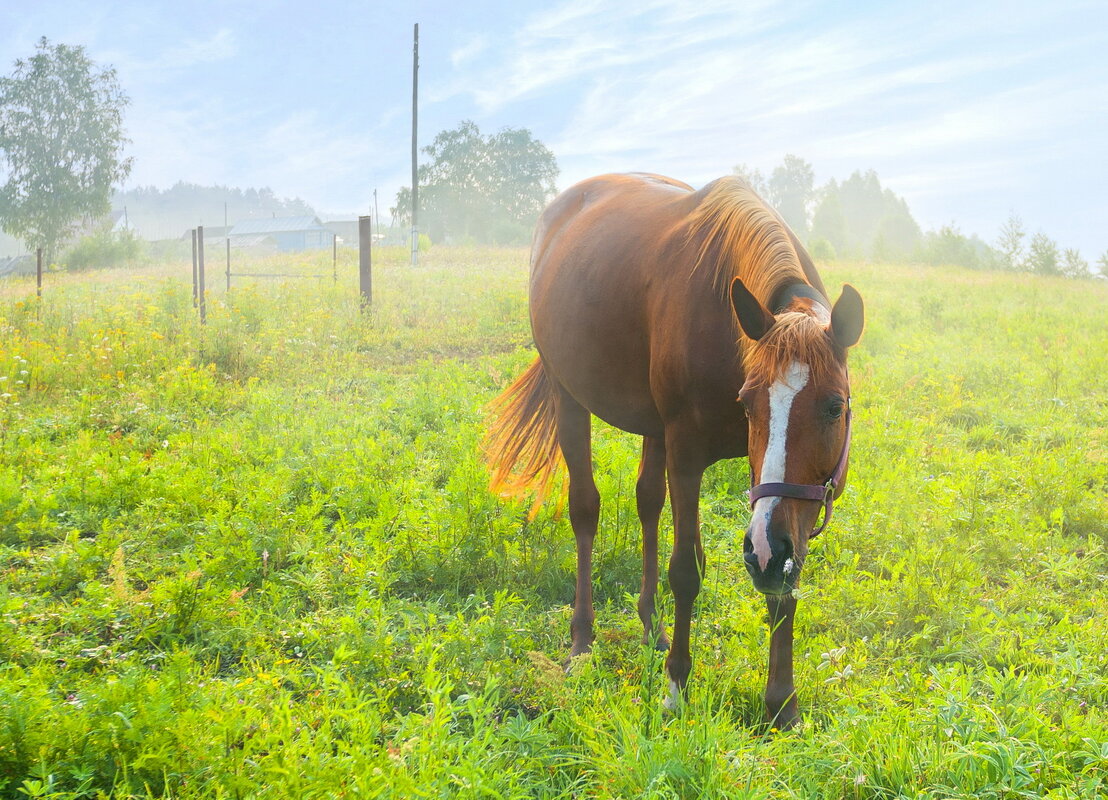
[484,357,563,517]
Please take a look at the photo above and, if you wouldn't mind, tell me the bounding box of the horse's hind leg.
[636,436,669,650]
[555,388,600,658]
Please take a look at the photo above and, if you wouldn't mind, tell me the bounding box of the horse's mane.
[742,311,839,387]
[686,176,839,386]
[687,176,807,304]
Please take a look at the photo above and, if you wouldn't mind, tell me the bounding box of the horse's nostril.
[743,552,759,569]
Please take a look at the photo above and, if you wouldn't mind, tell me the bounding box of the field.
[1,246,1106,799]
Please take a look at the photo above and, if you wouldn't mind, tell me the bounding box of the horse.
[484,172,863,728]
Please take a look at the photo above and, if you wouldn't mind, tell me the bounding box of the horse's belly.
[535,323,664,438]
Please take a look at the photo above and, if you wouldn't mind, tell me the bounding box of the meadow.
[0,245,1106,799]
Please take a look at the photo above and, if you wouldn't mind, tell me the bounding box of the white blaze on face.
[750,361,810,571]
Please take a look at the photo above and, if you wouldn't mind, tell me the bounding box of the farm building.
[228,216,334,252]
[0,254,36,277]
[323,219,360,247]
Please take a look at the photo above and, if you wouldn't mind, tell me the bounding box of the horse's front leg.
[662,442,706,709]
[636,435,669,650]
[764,593,799,729]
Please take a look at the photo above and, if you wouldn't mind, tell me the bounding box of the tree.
[1061,248,1089,278]
[872,202,921,261]
[836,170,893,256]
[393,121,557,244]
[919,224,995,269]
[0,38,132,261]
[766,154,813,240]
[731,163,767,196]
[995,212,1026,271]
[486,127,559,229]
[808,170,921,260]
[1026,232,1060,275]
[810,183,847,255]
[1097,251,1108,279]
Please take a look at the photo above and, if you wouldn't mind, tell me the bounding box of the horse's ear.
[730,278,775,341]
[830,284,864,349]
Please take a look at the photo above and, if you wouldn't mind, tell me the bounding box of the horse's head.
[730,278,864,595]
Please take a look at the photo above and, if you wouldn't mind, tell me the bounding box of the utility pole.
[410,22,419,266]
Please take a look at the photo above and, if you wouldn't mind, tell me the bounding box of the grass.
[0,245,1106,798]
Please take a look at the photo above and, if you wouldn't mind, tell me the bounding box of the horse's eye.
[827,401,845,419]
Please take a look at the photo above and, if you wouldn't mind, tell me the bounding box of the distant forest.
[111,183,319,242]
[735,156,1105,278]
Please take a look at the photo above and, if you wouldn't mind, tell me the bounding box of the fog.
[1,1,1106,262]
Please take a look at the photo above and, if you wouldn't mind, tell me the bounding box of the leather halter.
[747,404,852,539]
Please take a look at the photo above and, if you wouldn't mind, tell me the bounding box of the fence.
[5,217,376,312]
[189,216,373,323]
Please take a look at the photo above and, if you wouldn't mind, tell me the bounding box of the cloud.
[450,34,487,68]
[158,28,237,70]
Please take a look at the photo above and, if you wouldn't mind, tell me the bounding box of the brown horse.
[485,173,863,728]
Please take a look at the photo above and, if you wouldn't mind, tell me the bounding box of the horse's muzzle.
[743,529,800,594]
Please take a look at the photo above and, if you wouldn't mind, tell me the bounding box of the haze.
[2,0,1105,259]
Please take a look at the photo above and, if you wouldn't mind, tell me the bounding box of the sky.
[2,0,1106,257]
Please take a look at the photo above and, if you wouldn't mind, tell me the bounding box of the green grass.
[1,245,1106,798]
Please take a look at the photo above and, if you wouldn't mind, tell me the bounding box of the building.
[323,218,360,247]
[228,216,334,252]
[0,254,36,277]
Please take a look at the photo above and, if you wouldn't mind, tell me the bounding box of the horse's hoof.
[661,680,683,713]
[764,707,799,732]
[564,651,591,674]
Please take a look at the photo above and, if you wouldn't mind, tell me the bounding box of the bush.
[917,224,995,269]
[490,220,532,246]
[809,237,836,262]
[64,227,145,270]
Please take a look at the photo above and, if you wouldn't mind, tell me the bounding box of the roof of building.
[229,216,325,236]
[179,225,232,240]
[0,254,35,277]
[230,234,278,248]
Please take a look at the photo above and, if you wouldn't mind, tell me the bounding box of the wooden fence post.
[358,216,372,306]
[36,248,42,298]
[191,229,198,308]
[226,236,231,292]
[332,233,337,283]
[197,225,206,324]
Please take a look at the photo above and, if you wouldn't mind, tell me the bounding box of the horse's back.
[528,174,726,438]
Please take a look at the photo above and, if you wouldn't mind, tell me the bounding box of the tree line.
[113,183,318,241]
[1,39,1104,278]
[734,155,1106,279]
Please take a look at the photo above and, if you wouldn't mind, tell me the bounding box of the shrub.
[64,227,144,270]
[809,237,836,262]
